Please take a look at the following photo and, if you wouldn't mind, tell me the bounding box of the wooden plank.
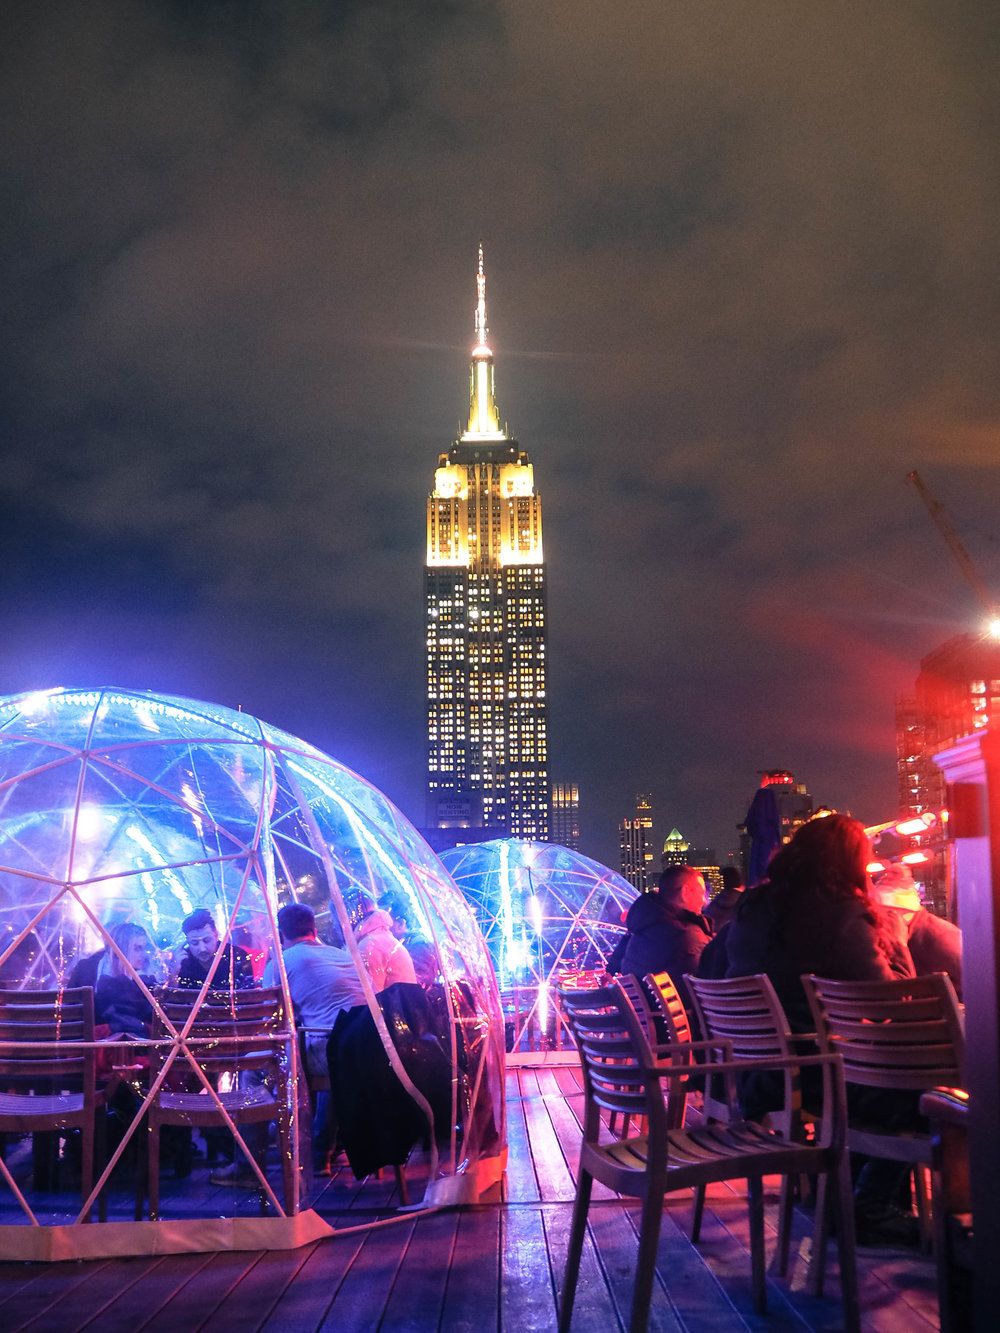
[499,1203,558,1331]
[77,1252,217,1333]
[622,1198,750,1333]
[519,1086,576,1203]
[679,1198,809,1332]
[257,1228,370,1332]
[1,1261,111,1331]
[19,1256,162,1333]
[537,1082,616,1202]
[541,1200,624,1332]
[586,1203,685,1333]
[379,1209,459,1330]
[503,1082,540,1204]
[141,1250,265,1332]
[439,1206,501,1332]
[200,1243,320,1332]
[315,1218,416,1332]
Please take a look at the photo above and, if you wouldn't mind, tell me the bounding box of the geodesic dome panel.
[0,688,504,1254]
[439,839,635,1051]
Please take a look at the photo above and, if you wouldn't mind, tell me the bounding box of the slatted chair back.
[0,987,105,1218]
[643,971,696,1128]
[557,981,860,1331]
[0,987,96,1096]
[685,972,802,1135]
[559,984,666,1143]
[644,970,693,1047]
[151,986,289,1082]
[802,972,965,1093]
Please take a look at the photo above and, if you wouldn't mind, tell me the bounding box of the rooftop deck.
[0,1063,938,1331]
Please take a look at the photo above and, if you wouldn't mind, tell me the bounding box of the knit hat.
[871,862,922,914]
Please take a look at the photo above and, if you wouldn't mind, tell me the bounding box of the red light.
[901,851,928,865]
[895,817,929,837]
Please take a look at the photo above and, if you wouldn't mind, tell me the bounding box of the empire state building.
[425,248,550,840]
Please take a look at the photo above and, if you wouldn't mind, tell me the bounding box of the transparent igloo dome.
[439,839,635,1052]
[0,688,504,1256]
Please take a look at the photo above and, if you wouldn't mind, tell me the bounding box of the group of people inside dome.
[607,812,962,1248]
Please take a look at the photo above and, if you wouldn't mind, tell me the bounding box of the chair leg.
[775,1174,794,1275]
[80,1116,94,1224]
[691,1183,706,1242]
[831,1151,861,1333]
[394,1164,409,1206]
[914,1164,932,1253]
[808,1171,830,1297]
[631,1183,666,1332]
[559,1168,593,1333]
[748,1175,767,1315]
[148,1122,161,1222]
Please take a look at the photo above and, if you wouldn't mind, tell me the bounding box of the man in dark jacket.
[611,866,712,1004]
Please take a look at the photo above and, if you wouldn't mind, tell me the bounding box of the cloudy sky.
[2,1,997,864]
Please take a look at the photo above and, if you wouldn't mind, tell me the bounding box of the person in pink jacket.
[355,897,417,992]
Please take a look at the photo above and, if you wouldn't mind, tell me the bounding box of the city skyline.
[0,4,997,867]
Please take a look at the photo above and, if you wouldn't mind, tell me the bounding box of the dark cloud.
[1,0,997,864]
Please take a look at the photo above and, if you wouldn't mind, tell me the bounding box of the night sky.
[2,1,997,866]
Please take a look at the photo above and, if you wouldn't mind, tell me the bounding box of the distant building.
[425,247,549,840]
[661,827,689,867]
[896,631,1000,914]
[739,771,813,884]
[619,794,654,892]
[683,846,724,898]
[551,782,581,850]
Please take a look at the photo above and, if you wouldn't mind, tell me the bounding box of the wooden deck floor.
[0,1063,939,1331]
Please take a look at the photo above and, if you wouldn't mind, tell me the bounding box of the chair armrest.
[651,1051,841,1081]
[649,1037,734,1063]
[919,1086,969,1128]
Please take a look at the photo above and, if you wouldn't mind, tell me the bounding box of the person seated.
[264,902,366,1078]
[354,894,417,992]
[608,865,712,1008]
[94,922,158,1037]
[174,908,257,991]
[871,862,962,999]
[724,812,921,1246]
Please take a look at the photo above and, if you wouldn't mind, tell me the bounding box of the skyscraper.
[619,794,654,892]
[551,782,581,850]
[425,247,550,840]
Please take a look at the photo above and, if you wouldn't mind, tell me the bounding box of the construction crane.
[907,470,1000,636]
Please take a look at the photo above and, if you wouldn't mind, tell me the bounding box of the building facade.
[551,783,581,850]
[425,248,550,840]
[619,794,654,892]
[896,631,1000,914]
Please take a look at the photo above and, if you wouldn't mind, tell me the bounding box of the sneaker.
[854,1197,920,1248]
[209,1161,263,1189]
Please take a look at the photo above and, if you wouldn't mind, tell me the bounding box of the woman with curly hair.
[725,812,912,1032]
[725,813,919,1245]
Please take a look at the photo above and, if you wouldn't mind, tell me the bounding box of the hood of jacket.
[357,907,395,941]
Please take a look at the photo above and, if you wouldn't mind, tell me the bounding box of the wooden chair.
[684,972,812,1271]
[557,983,859,1332]
[644,971,695,1129]
[139,986,295,1219]
[0,986,106,1219]
[802,972,965,1276]
[920,1087,972,1332]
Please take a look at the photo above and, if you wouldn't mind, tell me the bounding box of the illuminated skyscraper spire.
[464,242,504,439]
